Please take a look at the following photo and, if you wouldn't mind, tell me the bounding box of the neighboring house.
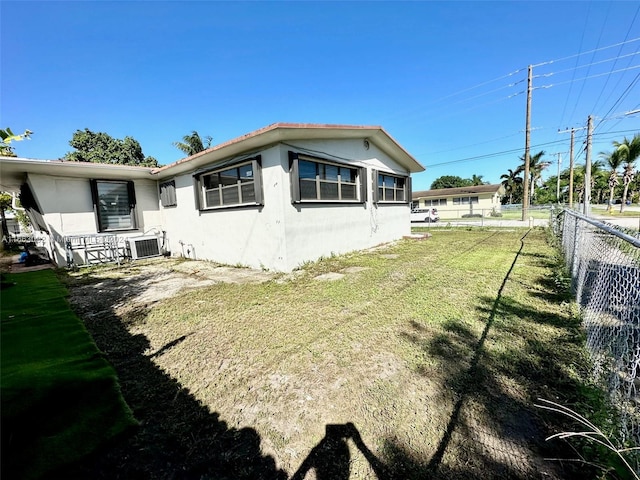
[0,123,424,271]
[412,184,505,218]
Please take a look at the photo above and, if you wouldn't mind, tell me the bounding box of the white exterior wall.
[160,140,412,272]
[278,140,411,270]
[160,145,289,269]
[26,173,161,266]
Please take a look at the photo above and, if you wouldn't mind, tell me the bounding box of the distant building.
[412,184,505,218]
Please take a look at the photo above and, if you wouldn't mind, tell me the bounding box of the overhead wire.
[591,3,640,119]
[531,36,640,68]
[566,1,606,127]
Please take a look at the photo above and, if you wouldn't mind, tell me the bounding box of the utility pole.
[584,115,593,216]
[559,127,581,209]
[569,129,574,209]
[522,65,532,221]
[556,153,562,201]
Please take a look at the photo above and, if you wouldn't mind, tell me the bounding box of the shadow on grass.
[47,271,288,480]
[52,270,398,480]
[390,230,595,480]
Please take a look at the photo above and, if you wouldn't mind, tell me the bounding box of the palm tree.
[500,168,523,204]
[574,160,605,206]
[173,131,213,157]
[520,151,550,202]
[613,134,640,212]
[600,148,624,212]
[470,174,486,186]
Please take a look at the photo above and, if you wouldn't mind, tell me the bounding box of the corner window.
[160,180,177,207]
[377,173,408,203]
[90,180,137,232]
[290,152,365,203]
[196,157,262,210]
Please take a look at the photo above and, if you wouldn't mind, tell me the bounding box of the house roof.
[0,156,155,192]
[0,123,424,192]
[413,183,505,199]
[153,123,425,177]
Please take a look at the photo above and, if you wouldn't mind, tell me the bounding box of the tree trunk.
[620,184,630,213]
[0,207,9,250]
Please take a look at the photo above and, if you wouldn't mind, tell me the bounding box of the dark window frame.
[195,156,263,210]
[159,179,177,207]
[289,151,366,204]
[374,171,411,204]
[453,196,479,205]
[90,179,138,232]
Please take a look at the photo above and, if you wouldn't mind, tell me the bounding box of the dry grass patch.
[60,229,594,479]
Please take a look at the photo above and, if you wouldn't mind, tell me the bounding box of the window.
[196,157,262,210]
[377,172,409,202]
[90,180,137,232]
[453,196,479,205]
[426,198,447,206]
[290,152,364,203]
[159,180,177,207]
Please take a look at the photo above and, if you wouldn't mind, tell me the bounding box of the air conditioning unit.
[128,236,161,260]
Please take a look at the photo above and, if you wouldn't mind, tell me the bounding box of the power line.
[532,36,640,68]
[594,72,640,132]
[422,129,640,170]
[555,5,590,130]
[539,52,640,79]
[538,65,640,89]
[422,138,570,168]
[423,131,523,156]
[591,3,640,119]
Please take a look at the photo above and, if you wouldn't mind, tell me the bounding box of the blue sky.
[2,1,639,191]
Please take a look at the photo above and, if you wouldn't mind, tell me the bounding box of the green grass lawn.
[0,270,137,480]
[58,228,617,479]
[9,229,626,479]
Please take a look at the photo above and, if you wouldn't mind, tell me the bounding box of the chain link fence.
[551,208,640,454]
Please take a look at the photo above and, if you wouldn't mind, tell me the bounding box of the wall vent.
[128,236,161,260]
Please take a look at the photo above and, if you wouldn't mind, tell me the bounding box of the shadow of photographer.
[291,422,392,480]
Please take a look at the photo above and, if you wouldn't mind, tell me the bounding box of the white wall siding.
[160,140,412,271]
[161,145,289,270]
[26,174,161,266]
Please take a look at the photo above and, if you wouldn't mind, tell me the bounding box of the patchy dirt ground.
[7,236,590,480]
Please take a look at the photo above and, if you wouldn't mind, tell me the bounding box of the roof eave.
[154,123,425,178]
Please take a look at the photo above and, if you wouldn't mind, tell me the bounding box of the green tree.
[573,160,605,205]
[64,129,159,167]
[500,168,523,204]
[0,192,12,240]
[1,127,32,157]
[173,131,212,157]
[470,174,487,186]
[613,134,640,212]
[519,150,550,203]
[599,148,624,212]
[430,175,473,189]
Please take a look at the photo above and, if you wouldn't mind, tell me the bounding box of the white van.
[411,208,440,223]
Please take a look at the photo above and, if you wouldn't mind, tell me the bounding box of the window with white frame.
[289,152,365,203]
[90,180,137,232]
[425,198,447,206]
[376,172,409,202]
[196,157,262,210]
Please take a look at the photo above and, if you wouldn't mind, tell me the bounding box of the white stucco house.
[0,123,424,271]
